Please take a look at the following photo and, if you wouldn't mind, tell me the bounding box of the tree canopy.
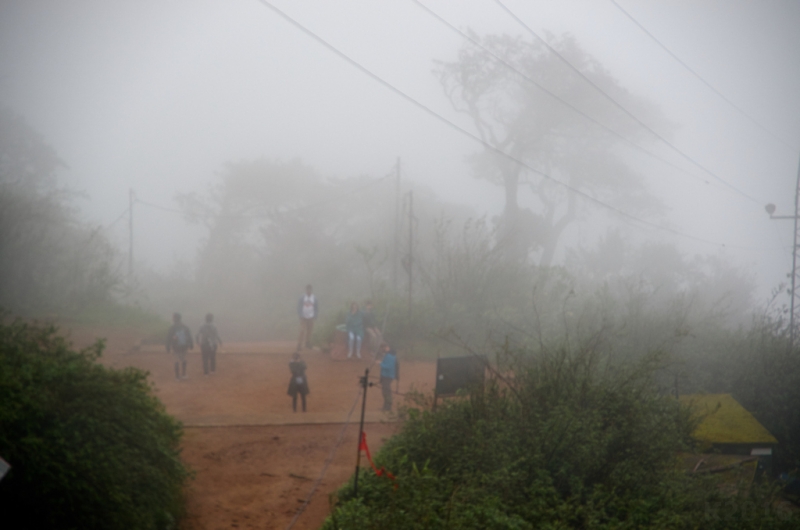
[0,107,118,315]
[436,33,666,264]
[0,319,190,529]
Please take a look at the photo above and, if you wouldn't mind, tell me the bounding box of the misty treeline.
[0,107,117,316]
[147,157,471,338]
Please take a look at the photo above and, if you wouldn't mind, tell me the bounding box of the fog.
[1,0,799,337]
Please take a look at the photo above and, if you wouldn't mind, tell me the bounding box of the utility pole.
[766,153,800,351]
[128,188,135,278]
[407,190,413,319]
[393,157,401,293]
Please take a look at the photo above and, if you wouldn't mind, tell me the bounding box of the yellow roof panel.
[679,393,778,445]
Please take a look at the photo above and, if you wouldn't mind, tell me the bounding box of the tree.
[0,319,190,529]
[436,33,665,265]
[175,158,477,338]
[176,158,402,335]
[0,107,118,315]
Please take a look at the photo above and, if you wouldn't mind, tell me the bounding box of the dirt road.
[94,338,436,530]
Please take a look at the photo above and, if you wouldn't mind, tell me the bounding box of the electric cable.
[489,0,765,206]
[412,0,717,190]
[607,0,799,153]
[251,0,753,249]
[104,206,130,230]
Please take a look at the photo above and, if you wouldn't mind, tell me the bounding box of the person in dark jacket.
[166,312,194,380]
[379,342,399,411]
[196,313,222,376]
[297,284,318,351]
[287,352,310,412]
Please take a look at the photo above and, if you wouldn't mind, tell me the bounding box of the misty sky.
[1,0,799,303]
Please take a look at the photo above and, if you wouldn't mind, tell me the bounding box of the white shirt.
[302,294,316,319]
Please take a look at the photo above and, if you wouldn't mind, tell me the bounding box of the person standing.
[297,284,318,351]
[379,342,399,411]
[287,352,310,412]
[166,312,193,380]
[346,302,364,359]
[196,313,222,376]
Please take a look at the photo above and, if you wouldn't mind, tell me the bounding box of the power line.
[489,0,765,206]
[608,0,798,153]
[104,206,130,230]
[412,0,718,192]
[251,0,745,249]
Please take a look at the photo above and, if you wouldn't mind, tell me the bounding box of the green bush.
[0,319,190,529]
[323,341,800,529]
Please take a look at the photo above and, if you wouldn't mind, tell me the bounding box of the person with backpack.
[196,313,222,376]
[287,352,309,412]
[166,312,194,380]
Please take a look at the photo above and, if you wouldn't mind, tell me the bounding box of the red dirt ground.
[76,331,437,530]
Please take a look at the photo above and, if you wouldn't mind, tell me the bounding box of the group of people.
[293,284,398,412]
[286,342,398,413]
[164,284,399,413]
[165,312,223,380]
[296,284,382,360]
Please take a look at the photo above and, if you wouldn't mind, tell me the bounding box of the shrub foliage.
[324,341,799,529]
[0,319,189,529]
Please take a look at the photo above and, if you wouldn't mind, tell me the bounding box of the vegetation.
[0,319,190,529]
[324,341,799,529]
[435,34,666,263]
[710,309,800,473]
[0,107,119,317]
[170,157,473,339]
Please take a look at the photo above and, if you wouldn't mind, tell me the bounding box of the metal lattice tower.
[791,160,800,349]
[768,155,800,350]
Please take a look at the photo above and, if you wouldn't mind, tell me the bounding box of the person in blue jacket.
[379,342,399,411]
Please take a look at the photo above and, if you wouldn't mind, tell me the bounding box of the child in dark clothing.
[287,352,309,412]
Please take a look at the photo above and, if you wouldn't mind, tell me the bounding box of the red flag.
[359,432,397,484]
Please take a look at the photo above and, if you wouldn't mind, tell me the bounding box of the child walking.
[196,313,222,376]
[287,352,309,412]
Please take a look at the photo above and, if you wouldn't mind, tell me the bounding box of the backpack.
[172,327,189,350]
[200,325,215,350]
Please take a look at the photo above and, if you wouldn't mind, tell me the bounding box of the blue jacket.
[346,309,364,337]
[380,350,398,380]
